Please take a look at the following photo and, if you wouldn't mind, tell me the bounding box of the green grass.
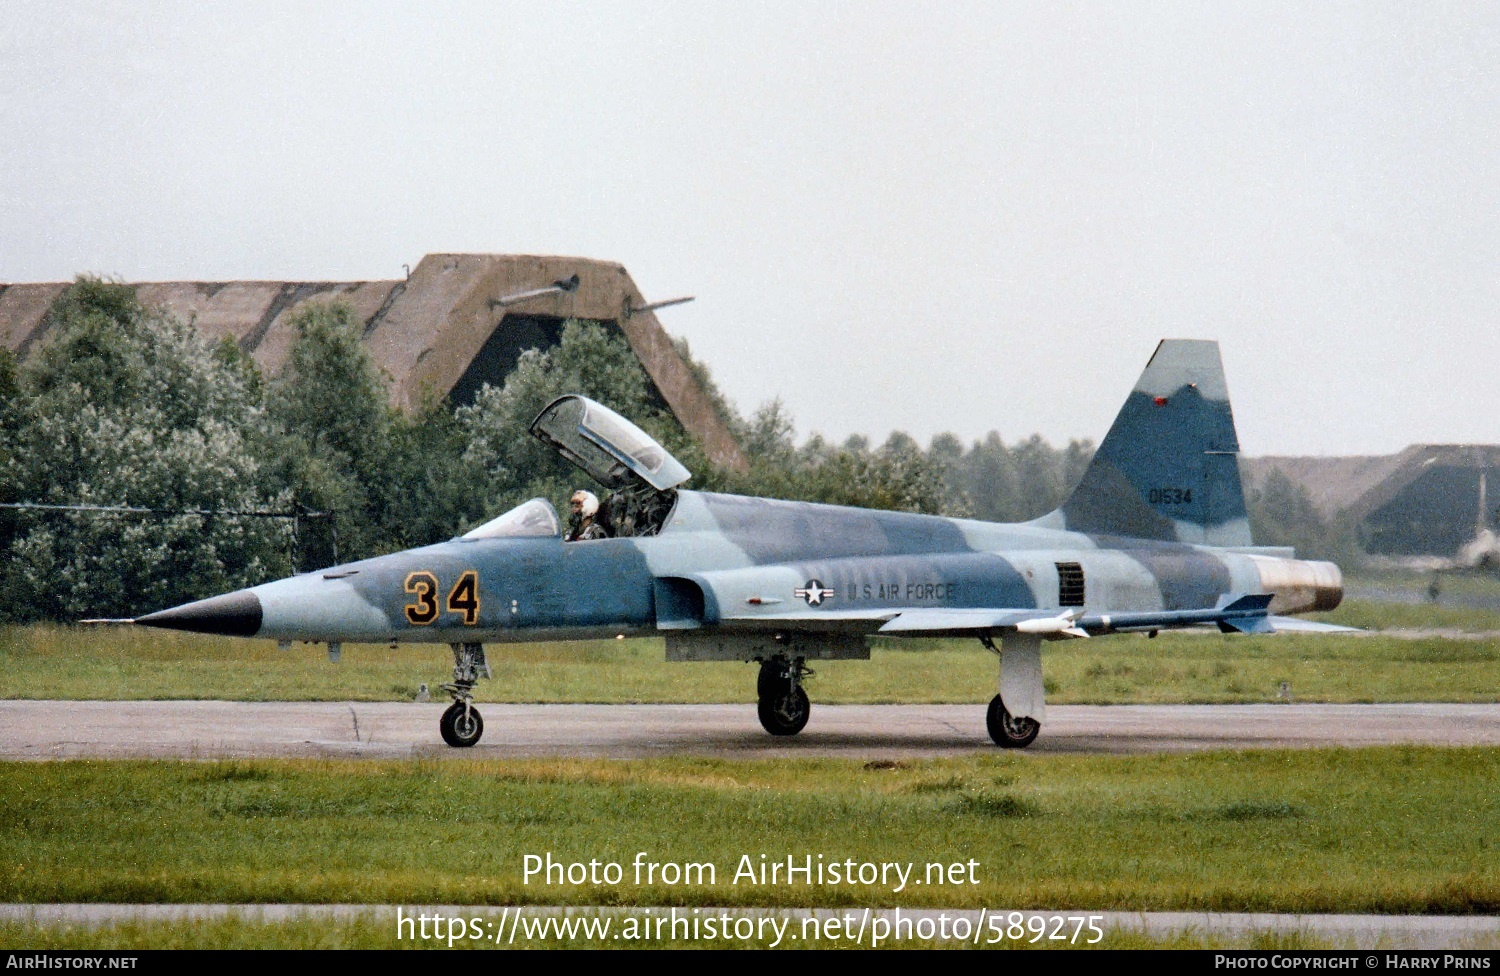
[0,916,1346,950]
[2,622,1497,703]
[5,578,1491,952]
[0,915,1339,949]
[1350,568,1500,602]
[0,749,1495,913]
[1314,598,1500,633]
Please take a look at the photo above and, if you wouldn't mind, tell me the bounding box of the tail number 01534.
[405,570,481,626]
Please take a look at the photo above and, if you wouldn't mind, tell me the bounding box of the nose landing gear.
[439,641,489,747]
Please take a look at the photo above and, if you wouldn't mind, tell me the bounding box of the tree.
[261,300,498,564]
[1,279,1123,622]
[377,398,490,548]
[459,319,700,514]
[262,301,399,566]
[1,278,289,621]
[936,431,1094,523]
[788,431,948,513]
[1247,468,1360,564]
[717,399,800,499]
[0,348,23,562]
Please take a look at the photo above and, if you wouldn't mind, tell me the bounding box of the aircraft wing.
[709,606,1062,635]
[875,608,1072,635]
[870,602,1261,638]
[659,567,1359,638]
[704,594,1360,638]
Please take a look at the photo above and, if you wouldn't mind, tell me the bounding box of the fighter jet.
[135,340,1347,748]
[1425,469,1500,600]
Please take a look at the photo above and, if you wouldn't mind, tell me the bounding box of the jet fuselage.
[189,489,1339,646]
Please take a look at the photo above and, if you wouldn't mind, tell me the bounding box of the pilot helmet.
[570,490,599,518]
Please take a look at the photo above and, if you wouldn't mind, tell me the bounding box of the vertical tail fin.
[1052,339,1251,546]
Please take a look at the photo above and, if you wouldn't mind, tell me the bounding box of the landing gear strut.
[439,641,489,748]
[756,655,811,736]
[980,633,1042,748]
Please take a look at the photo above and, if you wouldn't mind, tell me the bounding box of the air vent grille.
[1056,562,1086,607]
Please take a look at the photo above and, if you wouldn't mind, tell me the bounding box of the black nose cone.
[137,590,263,637]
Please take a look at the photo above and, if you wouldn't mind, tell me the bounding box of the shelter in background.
[0,253,747,472]
[1244,445,1500,558]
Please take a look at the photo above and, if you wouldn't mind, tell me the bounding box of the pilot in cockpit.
[565,489,610,542]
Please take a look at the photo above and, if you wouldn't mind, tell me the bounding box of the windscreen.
[461,498,562,540]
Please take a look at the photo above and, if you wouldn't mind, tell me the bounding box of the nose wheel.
[439,641,489,747]
[756,656,811,736]
[440,700,484,747]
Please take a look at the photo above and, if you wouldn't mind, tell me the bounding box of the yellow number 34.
[404,570,481,626]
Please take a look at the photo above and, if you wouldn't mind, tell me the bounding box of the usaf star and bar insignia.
[795,579,834,606]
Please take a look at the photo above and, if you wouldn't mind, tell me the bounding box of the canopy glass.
[529,395,691,493]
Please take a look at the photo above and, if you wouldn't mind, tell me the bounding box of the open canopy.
[530,395,691,493]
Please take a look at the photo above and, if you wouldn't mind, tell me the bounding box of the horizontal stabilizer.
[1218,593,1274,613]
[1218,615,1275,634]
[1213,593,1275,633]
[1267,616,1362,634]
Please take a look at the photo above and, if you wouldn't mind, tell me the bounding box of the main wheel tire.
[440,701,484,747]
[757,661,788,700]
[986,694,1039,748]
[758,686,810,736]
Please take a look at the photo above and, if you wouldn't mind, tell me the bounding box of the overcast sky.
[3,2,1496,457]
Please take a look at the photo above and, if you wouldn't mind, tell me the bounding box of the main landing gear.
[980,633,1043,748]
[985,694,1040,748]
[756,655,812,736]
[440,641,489,747]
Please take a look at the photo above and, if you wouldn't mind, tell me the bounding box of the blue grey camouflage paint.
[1045,339,1250,546]
[138,339,1343,656]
